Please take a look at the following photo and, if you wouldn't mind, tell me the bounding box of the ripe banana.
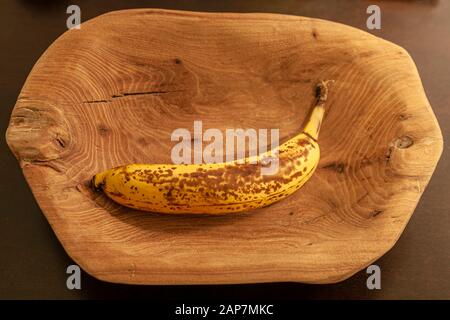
[92,81,331,214]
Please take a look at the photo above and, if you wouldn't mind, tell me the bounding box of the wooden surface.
[5,8,443,285]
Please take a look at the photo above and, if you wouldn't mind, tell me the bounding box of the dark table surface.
[0,0,449,300]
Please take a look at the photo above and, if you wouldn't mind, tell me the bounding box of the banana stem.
[302,80,332,141]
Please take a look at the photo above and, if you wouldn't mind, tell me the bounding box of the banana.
[92,81,331,214]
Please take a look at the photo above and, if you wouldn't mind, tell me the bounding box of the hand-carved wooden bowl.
[6,9,443,284]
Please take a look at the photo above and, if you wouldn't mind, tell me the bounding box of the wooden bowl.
[6,9,443,284]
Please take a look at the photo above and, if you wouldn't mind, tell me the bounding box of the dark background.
[0,0,449,300]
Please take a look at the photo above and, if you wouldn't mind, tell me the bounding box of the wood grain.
[5,9,443,284]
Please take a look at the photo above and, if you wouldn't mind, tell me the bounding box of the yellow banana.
[92,81,331,214]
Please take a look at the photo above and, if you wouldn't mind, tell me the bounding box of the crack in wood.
[55,137,66,148]
[321,162,345,173]
[385,146,394,163]
[82,90,183,104]
[370,209,383,217]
